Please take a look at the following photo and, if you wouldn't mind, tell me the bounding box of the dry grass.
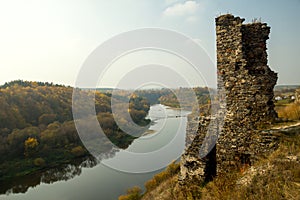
[277,102,300,120]
[201,127,300,200]
[120,126,300,200]
[119,161,180,200]
[142,176,203,200]
[144,161,179,193]
[142,176,178,200]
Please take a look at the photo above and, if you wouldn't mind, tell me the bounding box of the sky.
[0,0,299,88]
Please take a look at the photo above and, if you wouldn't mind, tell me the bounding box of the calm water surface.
[1,104,190,200]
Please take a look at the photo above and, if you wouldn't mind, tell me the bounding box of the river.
[0,104,190,200]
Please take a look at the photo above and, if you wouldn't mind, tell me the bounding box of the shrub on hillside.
[118,186,142,200]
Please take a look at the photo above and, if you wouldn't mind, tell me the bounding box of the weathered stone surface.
[179,115,216,185]
[179,14,279,185]
[216,14,278,174]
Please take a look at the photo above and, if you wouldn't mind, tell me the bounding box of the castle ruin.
[180,14,278,185]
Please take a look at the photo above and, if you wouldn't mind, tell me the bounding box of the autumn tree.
[24,137,39,157]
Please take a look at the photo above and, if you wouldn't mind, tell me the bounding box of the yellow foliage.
[25,137,38,149]
[118,186,142,200]
[24,137,39,157]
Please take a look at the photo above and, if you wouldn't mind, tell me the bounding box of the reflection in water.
[0,104,144,196]
[41,158,97,184]
[1,156,100,195]
[1,105,189,199]
[1,98,150,195]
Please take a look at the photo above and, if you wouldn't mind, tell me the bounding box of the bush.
[38,114,57,125]
[118,186,142,200]
[33,157,45,167]
[71,146,85,157]
[145,178,157,192]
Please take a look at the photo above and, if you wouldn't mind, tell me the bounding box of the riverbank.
[1,104,190,199]
[0,149,91,182]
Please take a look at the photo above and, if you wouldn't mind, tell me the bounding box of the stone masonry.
[180,14,278,185]
[179,114,216,185]
[216,14,278,173]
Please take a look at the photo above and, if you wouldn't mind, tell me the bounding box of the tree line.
[0,81,150,180]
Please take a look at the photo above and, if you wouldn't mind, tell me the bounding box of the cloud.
[163,1,200,17]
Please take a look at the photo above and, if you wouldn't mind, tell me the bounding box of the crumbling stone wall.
[216,14,278,173]
[180,14,278,185]
[179,115,216,185]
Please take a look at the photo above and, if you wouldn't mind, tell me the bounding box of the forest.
[0,80,150,181]
[0,80,211,182]
[118,87,211,109]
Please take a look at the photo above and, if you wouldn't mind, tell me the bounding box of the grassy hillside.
[119,117,300,200]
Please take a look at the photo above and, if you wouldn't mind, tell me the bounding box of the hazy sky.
[0,0,299,87]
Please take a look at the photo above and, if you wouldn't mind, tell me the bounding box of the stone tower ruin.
[180,14,278,185]
[216,14,278,173]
